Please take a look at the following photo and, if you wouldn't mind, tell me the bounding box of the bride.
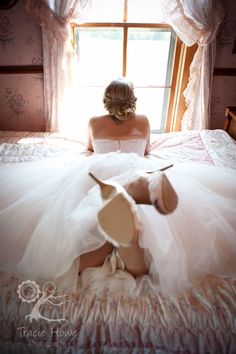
[0,78,236,295]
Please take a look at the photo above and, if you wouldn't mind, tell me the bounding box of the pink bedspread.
[0,129,236,353]
[0,129,235,167]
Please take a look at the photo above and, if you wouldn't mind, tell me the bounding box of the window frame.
[71,1,196,133]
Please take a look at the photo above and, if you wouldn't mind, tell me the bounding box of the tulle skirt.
[0,152,236,295]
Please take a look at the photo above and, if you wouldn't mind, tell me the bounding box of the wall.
[0,0,235,132]
[0,0,44,131]
[210,0,236,129]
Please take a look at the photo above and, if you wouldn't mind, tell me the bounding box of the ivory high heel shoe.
[147,171,178,214]
[89,172,140,247]
[125,166,178,214]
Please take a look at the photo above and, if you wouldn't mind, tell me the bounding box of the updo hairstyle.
[103,78,137,121]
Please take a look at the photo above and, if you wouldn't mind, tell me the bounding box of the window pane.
[135,87,168,131]
[75,28,123,86]
[74,87,168,134]
[126,28,172,86]
[87,0,124,22]
[128,0,164,23]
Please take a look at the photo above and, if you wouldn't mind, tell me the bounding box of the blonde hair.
[103,78,137,121]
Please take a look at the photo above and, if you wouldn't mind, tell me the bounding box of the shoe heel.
[89,172,116,200]
[146,164,173,174]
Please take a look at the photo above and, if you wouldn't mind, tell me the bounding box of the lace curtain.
[161,0,224,130]
[25,0,91,133]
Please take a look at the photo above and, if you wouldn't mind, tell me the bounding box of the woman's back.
[89,114,149,138]
[88,114,150,155]
[87,78,150,154]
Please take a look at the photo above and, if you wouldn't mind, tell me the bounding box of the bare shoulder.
[89,115,104,124]
[134,114,150,129]
[89,115,109,126]
[135,114,149,123]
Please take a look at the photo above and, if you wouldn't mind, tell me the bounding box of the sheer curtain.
[161,0,224,130]
[25,0,91,135]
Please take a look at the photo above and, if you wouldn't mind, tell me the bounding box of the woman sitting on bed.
[87,78,150,155]
[79,78,178,278]
[0,78,236,296]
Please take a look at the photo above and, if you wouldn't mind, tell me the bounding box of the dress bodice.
[92,138,147,157]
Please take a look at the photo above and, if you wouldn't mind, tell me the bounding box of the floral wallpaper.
[215,1,236,68]
[0,74,44,131]
[0,0,44,131]
[210,0,236,130]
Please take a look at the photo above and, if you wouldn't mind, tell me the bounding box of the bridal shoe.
[147,171,178,214]
[89,172,140,247]
[125,167,178,214]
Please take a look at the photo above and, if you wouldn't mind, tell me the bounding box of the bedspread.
[0,129,236,168]
[0,129,236,354]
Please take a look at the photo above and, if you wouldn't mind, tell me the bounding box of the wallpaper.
[211,76,236,130]
[0,74,44,131]
[0,0,44,131]
[210,0,236,130]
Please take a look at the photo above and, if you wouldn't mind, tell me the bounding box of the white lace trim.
[147,172,164,206]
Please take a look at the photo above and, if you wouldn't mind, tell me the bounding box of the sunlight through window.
[73,0,176,133]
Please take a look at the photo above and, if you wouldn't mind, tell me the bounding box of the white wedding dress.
[0,138,236,295]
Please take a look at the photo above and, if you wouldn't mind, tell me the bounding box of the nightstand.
[224,106,236,140]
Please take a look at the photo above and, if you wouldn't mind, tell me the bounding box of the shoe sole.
[161,175,178,213]
[98,193,136,247]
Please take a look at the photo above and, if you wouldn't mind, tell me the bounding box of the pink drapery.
[161,0,225,130]
[26,0,224,132]
[25,0,91,132]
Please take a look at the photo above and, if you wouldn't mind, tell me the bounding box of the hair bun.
[103,79,137,121]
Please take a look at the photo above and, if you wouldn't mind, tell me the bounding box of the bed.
[0,129,236,353]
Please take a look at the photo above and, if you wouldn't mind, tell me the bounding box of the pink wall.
[210,0,236,129]
[0,0,44,131]
[0,1,235,132]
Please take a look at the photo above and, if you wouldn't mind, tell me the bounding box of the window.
[73,0,179,133]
